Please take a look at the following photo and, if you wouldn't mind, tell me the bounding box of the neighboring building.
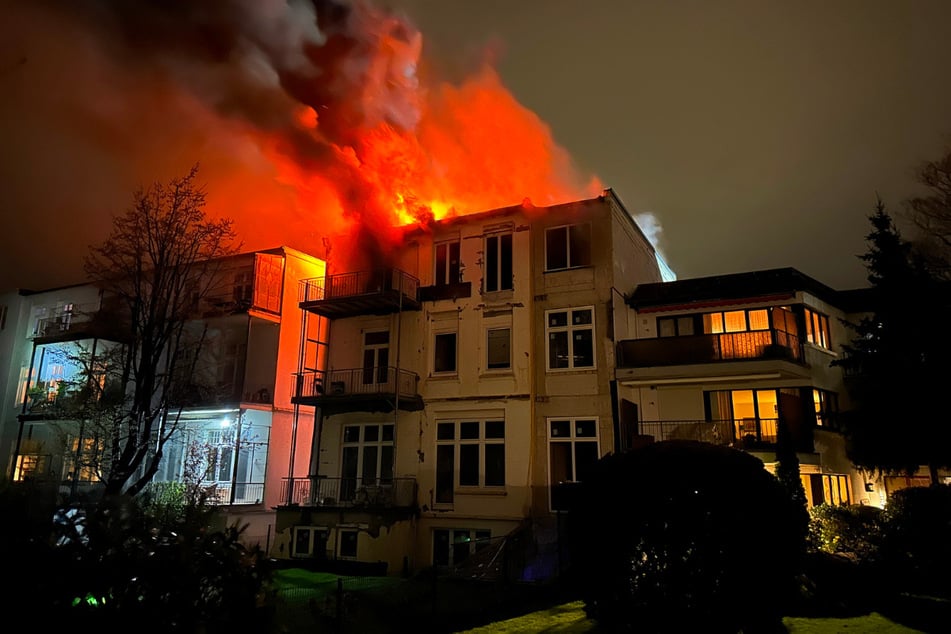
[272,189,667,576]
[614,267,879,506]
[2,246,324,549]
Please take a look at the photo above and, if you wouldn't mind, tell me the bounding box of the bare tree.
[83,164,238,497]
[906,148,951,275]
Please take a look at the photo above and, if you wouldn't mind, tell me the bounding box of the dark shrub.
[565,440,807,633]
[878,484,951,595]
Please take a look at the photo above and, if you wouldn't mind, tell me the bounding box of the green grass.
[458,602,926,633]
[270,569,932,634]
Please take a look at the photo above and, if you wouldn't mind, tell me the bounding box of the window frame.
[432,528,492,567]
[804,307,831,349]
[435,418,506,500]
[433,330,458,375]
[544,223,592,271]
[547,417,600,510]
[545,306,596,371]
[434,239,462,287]
[483,231,513,293]
[485,326,512,371]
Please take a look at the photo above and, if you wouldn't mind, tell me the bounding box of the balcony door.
[362,330,389,385]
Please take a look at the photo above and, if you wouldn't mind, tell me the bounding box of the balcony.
[32,300,129,344]
[635,418,778,448]
[280,476,418,510]
[298,268,421,318]
[291,367,423,414]
[617,330,803,368]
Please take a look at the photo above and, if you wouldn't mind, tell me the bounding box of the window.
[484,232,513,292]
[706,388,810,445]
[812,389,838,427]
[435,419,506,504]
[341,423,394,501]
[338,529,358,559]
[486,327,511,370]
[13,454,48,481]
[546,307,595,370]
[545,223,591,271]
[804,308,831,349]
[204,429,235,483]
[292,526,329,558]
[233,269,253,303]
[548,418,599,489]
[433,528,491,566]
[804,474,852,507]
[657,315,697,337]
[362,330,389,384]
[435,240,461,286]
[434,331,458,374]
[702,308,769,334]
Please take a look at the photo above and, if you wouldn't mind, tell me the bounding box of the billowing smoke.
[2,0,602,282]
[633,212,677,281]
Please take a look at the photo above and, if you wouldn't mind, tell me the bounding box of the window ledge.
[455,487,507,496]
[428,373,459,381]
[805,343,837,357]
[545,367,597,374]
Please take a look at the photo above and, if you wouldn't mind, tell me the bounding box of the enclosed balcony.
[32,299,129,345]
[280,476,418,511]
[617,329,803,368]
[291,367,423,414]
[630,418,814,453]
[298,268,421,318]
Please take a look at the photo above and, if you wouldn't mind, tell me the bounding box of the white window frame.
[435,418,506,491]
[337,528,359,559]
[433,330,458,375]
[544,223,592,271]
[483,231,513,293]
[545,306,596,371]
[432,528,492,567]
[434,239,461,287]
[547,417,600,509]
[484,313,512,372]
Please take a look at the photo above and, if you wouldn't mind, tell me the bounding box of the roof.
[628,267,871,313]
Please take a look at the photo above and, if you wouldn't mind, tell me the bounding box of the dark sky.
[3,0,951,292]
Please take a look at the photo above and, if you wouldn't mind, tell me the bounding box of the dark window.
[434,332,457,373]
[436,419,506,493]
[545,224,592,271]
[338,530,358,558]
[486,328,511,369]
[485,233,513,292]
[547,308,595,369]
[435,241,461,286]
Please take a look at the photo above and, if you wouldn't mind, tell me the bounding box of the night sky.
[3,0,951,293]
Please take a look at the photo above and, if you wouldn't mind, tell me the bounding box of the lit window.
[804,308,831,349]
[545,224,592,271]
[484,232,513,292]
[546,307,595,370]
[812,389,838,427]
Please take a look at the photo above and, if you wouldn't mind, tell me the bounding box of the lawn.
[269,568,935,634]
[458,601,926,633]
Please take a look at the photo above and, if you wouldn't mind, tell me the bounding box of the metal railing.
[298,268,419,303]
[207,482,265,505]
[636,418,779,446]
[294,367,419,400]
[617,329,802,367]
[280,476,417,509]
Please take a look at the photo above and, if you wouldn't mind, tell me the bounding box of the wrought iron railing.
[280,476,417,508]
[617,329,802,367]
[293,367,419,400]
[206,482,265,505]
[298,268,419,303]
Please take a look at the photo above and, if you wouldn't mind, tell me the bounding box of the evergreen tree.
[834,198,951,481]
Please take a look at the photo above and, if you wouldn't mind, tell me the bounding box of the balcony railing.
[636,418,779,447]
[293,367,422,410]
[280,476,417,509]
[206,482,265,506]
[298,268,420,318]
[617,330,802,368]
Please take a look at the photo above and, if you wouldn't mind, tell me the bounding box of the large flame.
[18,0,603,271]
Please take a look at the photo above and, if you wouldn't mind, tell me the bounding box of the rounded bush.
[566,440,807,633]
[878,484,951,595]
